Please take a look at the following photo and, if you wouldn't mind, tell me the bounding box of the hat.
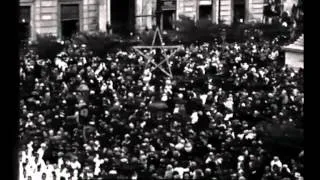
[175,143,184,150]
[294,172,301,178]
[57,152,64,157]
[238,155,244,161]
[114,147,120,152]
[125,134,130,138]
[120,158,128,163]
[109,170,117,175]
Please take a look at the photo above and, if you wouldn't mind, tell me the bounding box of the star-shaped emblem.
[133,27,183,78]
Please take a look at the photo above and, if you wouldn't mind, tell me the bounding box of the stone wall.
[247,0,264,23]
[83,0,99,32]
[20,0,266,39]
[20,0,101,39]
[220,0,232,24]
[285,51,304,70]
[177,0,197,20]
[34,0,59,36]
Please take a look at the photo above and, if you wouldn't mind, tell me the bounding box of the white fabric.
[173,167,189,179]
[200,94,208,105]
[224,99,234,111]
[173,107,179,114]
[191,112,199,124]
[271,159,283,169]
[224,113,233,121]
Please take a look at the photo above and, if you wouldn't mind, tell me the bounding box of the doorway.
[199,5,212,20]
[19,6,31,41]
[233,0,246,24]
[111,0,135,36]
[162,10,175,30]
[60,4,80,39]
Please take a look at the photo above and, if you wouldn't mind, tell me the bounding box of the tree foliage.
[33,34,64,60]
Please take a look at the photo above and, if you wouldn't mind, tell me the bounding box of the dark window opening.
[233,0,246,24]
[199,5,212,20]
[19,6,31,41]
[162,10,175,30]
[111,0,135,36]
[61,4,80,39]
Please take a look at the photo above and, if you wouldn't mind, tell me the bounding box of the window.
[19,6,31,41]
[61,4,80,39]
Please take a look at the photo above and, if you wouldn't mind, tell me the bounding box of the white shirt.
[58,158,64,169]
[224,99,234,111]
[32,171,43,180]
[271,159,283,169]
[70,161,81,170]
[173,107,179,114]
[37,148,45,160]
[93,157,104,176]
[173,167,189,179]
[200,94,208,105]
[191,112,199,124]
[224,113,233,121]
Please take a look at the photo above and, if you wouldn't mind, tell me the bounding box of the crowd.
[19,32,304,180]
[263,0,303,32]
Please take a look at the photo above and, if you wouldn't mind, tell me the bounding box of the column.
[246,0,251,23]
[34,0,41,35]
[220,0,232,25]
[212,0,218,23]
[98,0,107,31]
[83,0,89,31]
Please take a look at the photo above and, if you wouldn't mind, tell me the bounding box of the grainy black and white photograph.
[18,0,303,179]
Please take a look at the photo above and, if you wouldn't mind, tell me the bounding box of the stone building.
[19,0,265,41]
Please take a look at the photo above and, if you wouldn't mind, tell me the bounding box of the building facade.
[19,0,266,41]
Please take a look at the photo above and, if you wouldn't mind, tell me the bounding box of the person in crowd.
[19,25,304,180]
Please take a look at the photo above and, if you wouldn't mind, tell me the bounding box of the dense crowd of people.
[263,0,303,28]
[19,31,304,180]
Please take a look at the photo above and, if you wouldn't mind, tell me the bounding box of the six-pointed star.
[133,27,183,78]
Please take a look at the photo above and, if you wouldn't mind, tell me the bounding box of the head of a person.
[183,172,191,179]
[172,171,181,179]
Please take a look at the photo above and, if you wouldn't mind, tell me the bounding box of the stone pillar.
[176,0,184,20]
[249,0,264,23]
[196,0,199,21]
[212,0,218,24]
[83,0,89,31]
[39,0,58,36]
[98,0,107,32]
[145,0,153,30]
[220,0,232,25]
[245,0,251,23]
[34,0,41,35]
[180,0,197,20]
